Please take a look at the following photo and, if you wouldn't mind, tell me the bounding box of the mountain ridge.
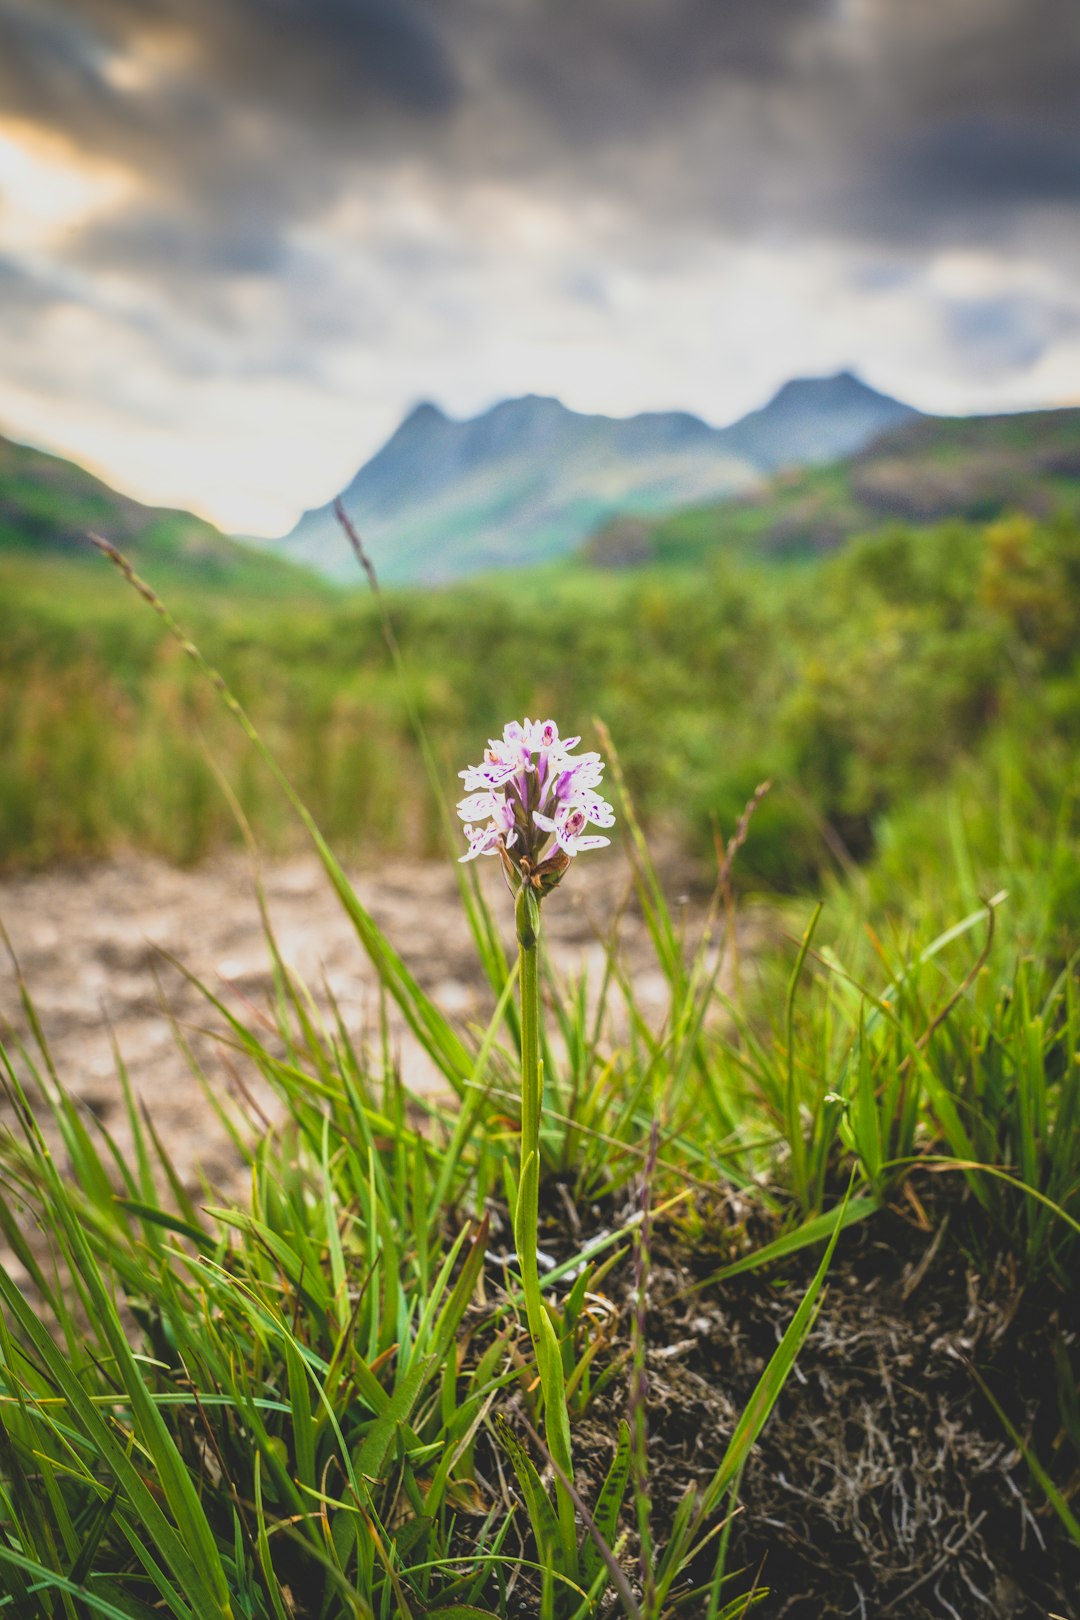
[271,372,919,584]
[584,402,1080,570]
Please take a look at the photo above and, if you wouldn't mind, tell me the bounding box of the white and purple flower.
[458,719,614,889]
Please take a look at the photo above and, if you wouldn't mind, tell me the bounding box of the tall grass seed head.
[458,718,614,894]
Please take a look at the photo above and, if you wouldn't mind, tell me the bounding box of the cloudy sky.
[1,0,1078,533]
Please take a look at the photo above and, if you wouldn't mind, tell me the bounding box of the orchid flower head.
[457,718,613,893]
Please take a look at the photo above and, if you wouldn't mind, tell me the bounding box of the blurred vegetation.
[2,505,1079,888]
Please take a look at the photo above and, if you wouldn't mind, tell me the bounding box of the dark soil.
[471,1177,1080,1618]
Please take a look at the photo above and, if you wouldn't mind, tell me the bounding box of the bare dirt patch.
[0,847,750,1192]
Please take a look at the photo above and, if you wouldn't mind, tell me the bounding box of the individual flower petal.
[572,791,616,828]
[492,797,520,840]
[459,756,519,791]
[457,790,499,823]
[458,823,501,862]
[552,805,590,854]
[551,755,605,802]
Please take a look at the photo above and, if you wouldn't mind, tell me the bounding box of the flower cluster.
[458,719,614,890]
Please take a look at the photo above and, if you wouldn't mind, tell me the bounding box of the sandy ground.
[0,848,752,1203]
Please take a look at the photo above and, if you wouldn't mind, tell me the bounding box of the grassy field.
[1,490,1079,1613]
[1,609,1078,1612]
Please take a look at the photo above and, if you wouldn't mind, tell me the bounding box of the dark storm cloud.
[0,0,463,354]
[187,0,458,118]
[894,120,1080,209]
[486,0,830,137]
[2,0,1080,370]
[76,206,291,280]
[0,0,459,283]
[816,0,1080,241]
[0,0,457,134]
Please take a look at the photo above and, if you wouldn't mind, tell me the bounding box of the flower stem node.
[515,882,540,951]
[458,718,614,902]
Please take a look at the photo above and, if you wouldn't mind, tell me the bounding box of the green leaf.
[693,1197,877,1287]
[0,1543,164,1619]
[429,1215,489,1364]
[970,1365,1080,1547]
[354,1355,434,1488]
[581,1419,631,1586]
[66,1482,121,1588]
[698,1181,852,1522]
[0,1262,225,1617]
[427,1609,503,1619]
[492,1415,563,1571]
[112,1200,215,1253]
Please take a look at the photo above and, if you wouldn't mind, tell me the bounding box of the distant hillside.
[269,373,917,584]
[586,405,1080,569]
[0,430,325,595]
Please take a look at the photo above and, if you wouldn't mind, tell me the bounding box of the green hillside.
[0,430,329,597]
[585,405,1080,568]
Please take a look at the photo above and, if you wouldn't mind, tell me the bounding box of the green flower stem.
[514,884,577,1562]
